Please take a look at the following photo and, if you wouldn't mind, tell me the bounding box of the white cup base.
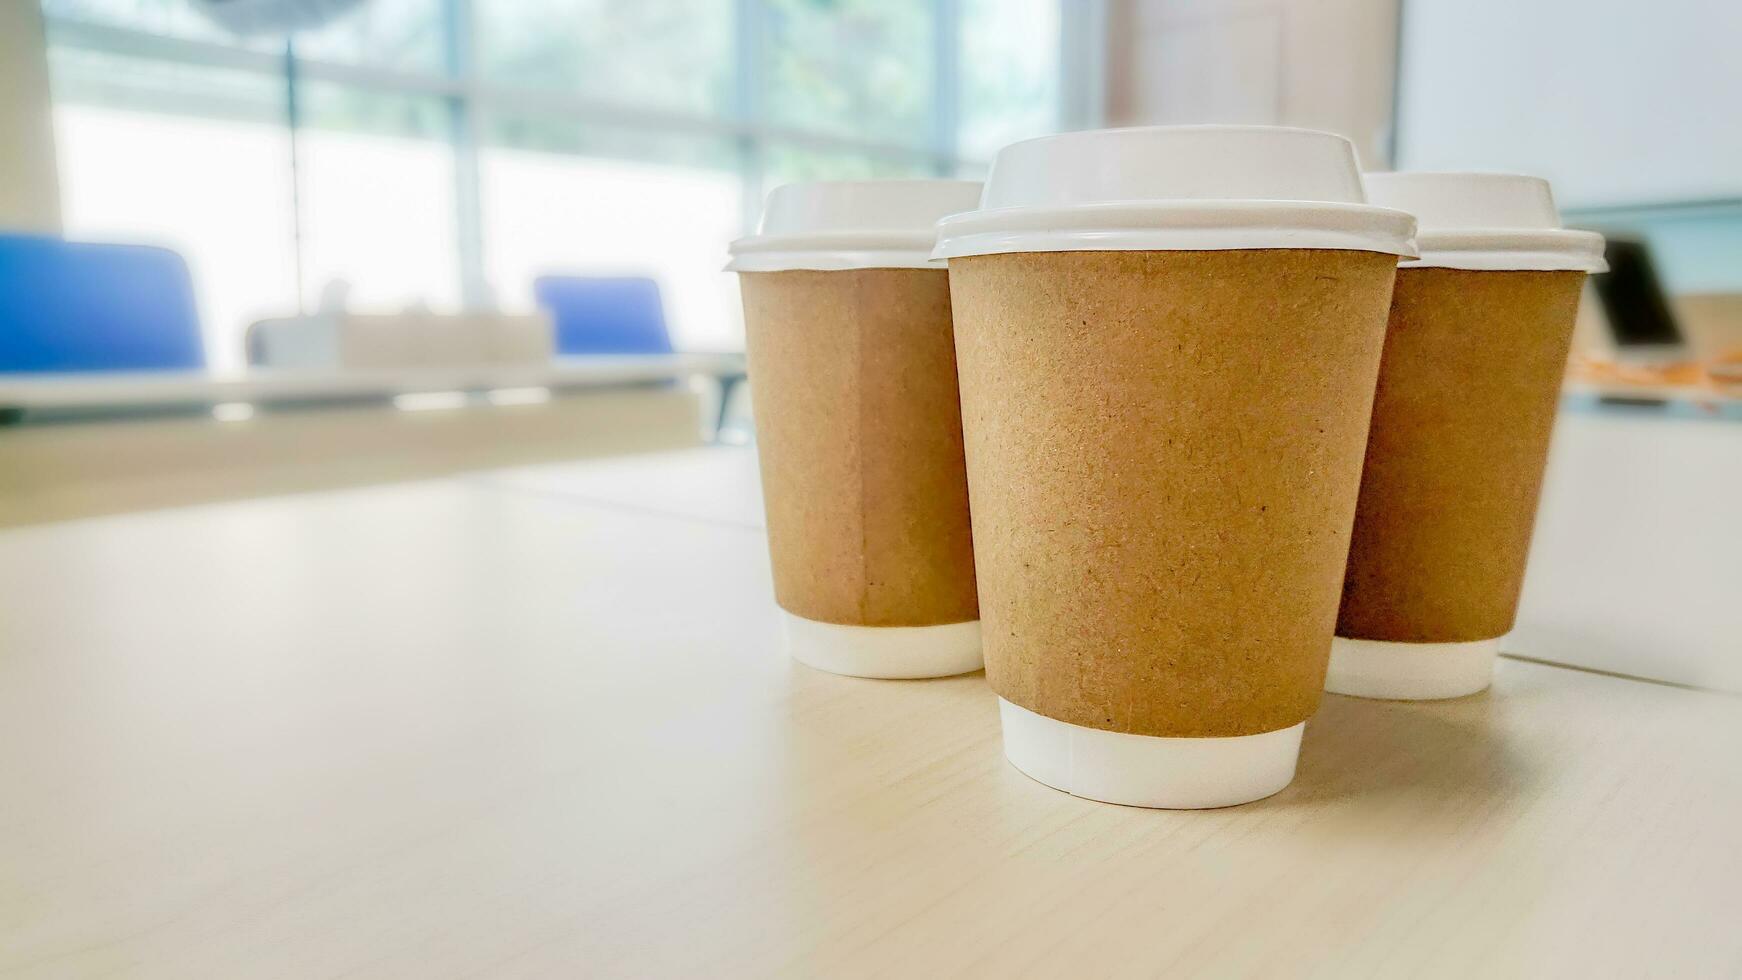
[1325,636,1501,701]
[782,612,982,679]
[998,698,1303,809]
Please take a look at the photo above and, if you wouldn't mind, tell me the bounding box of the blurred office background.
[7,0,1739,368]
[15,0,1088,367]
[3,2,1740,476]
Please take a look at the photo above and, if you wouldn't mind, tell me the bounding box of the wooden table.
[2,448,1738,978]
[0,355,749,529]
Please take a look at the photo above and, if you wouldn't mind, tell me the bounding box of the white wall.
[1514,410,1742,694]
[0,0,63,233]
[1106,0,1400,168]
[1396,0,1742,208]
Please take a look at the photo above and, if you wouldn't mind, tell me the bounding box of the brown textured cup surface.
[741,268,979,627]
[949,249,1397,738]
[1338,268,1586,643]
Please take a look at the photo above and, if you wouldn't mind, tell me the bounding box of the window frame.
[42,0,1105,314]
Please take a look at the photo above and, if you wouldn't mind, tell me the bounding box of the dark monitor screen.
[1591,238,1684,349]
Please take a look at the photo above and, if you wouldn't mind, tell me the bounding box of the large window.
[41,0,1093,368]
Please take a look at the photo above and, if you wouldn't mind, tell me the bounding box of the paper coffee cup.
[935,127,1417,807]
[1330,173,1606,700]
[729,180,984,679]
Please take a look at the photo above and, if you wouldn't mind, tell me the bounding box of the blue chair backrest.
[0,234,204,373]
[534,275,673,355]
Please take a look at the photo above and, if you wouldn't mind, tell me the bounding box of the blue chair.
[0,234,204,373]
[533,275,673,355]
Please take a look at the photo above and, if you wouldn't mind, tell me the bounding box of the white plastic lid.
[932,125,1417,260]
[728,179,983,272]
[1362,172,1607,272]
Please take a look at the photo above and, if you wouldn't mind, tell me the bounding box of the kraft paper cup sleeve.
[742,268,980,633]
[741,265,981,679]
[952,249,1396,733]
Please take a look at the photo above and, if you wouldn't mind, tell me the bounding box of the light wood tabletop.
[1,448,1738,978]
